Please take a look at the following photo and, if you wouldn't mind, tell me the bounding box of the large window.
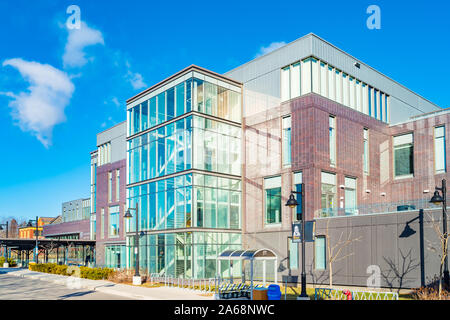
[329,116,336,166]
[264,176,282,225]
[363,128,369,174]
[282,116,292,167]
[435,126,446,174]
[344,177,357,215]
[108,172,112,203]
[315,236,326,270]
[321,172,336,216]
[116,169,120,202]
[279,57,389,122]
[394,133,414,178]
[109,205,120,237]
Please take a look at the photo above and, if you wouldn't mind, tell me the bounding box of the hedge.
[0,257,17,267]
[28,263,113,280]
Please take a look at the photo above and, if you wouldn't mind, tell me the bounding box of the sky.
[0,0,449,222]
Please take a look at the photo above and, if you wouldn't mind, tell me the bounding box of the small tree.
[325,219,362,287]
[426,212,449,299]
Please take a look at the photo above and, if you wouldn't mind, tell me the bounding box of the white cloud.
[254,41,287,58]
[2,58,75,148]
[126,70,147,90]
[63,21,104,68]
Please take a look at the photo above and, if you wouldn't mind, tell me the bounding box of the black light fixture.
[430,191,444,205]
[27,221,33,227]
[285,194,298,209]
[124,209,133,219]
[429,179,449,286]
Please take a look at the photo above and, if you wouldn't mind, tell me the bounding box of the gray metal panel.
[225,33,441,123]
[97,121,127,162]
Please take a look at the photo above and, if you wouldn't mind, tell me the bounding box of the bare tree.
[380,249,420,293]
[426,212,448,299]
[325,219,362,287]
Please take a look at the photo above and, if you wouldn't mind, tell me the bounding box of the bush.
[80,266,113,280]
[107,269,134,283]
[28,263,113,280]
[0,257,17,267]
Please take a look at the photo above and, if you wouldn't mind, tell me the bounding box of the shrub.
[0,257,17,267]
[107,269,134,283]
[28,263,114,280]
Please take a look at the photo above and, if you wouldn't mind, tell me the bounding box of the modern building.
[122,33,449,288]
[92,121,127,268]
[126,66,243,279]
[221,33,448,287]
[43,199,91,240]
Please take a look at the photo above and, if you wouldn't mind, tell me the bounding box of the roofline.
[225,32,443,110]
[390,107,450,126]
[96,120,126,137]
[126,64,242,105]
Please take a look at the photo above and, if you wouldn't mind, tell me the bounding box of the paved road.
[0,273,132,300]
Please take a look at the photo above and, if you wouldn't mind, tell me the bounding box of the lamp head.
[430,190,444,205]
[124,209,133,219]
[0,225,3,231]
[285,193,298,208]
[27,221,33,227]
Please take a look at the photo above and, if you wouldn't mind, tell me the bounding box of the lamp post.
[27,216,39,264]
[430,179,449,286]
[124,202,142,285]
[285,183,309,299]
[0,221,9,267]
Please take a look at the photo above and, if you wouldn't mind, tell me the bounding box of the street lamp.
[0,221,9,267]
[285,183,309,299]
[430,179,449,286]
[27,216,39,264]
[124,203,142,285]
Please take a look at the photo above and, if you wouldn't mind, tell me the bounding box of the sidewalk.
[0,268,213,300]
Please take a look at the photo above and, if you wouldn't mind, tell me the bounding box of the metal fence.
[315,199,444,219]
[314,288,399,300]
[148,273,217,294]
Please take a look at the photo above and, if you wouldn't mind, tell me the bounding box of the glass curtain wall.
[127,232,241,279]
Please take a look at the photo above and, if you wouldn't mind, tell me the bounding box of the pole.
[35,216,38,264]
[135,202,140,277]
[299,183,308,297]
[442,179,449,286]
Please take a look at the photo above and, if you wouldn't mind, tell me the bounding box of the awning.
[217,248,277,260]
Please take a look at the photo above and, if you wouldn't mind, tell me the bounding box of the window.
[108,172,112,203]
[329,116,336,166]
[291,62,300,99]
[264,176,282,225]
[281,66,290,101]
[109,206,120,237]
[116,169,120,202]
[393,133,414,177]
[293,172,302,221]
[301,58,312,95]
[321,172,336,216]
[320,62,327,97]
[344,177,357,215]
[289,240,298,270]
[311,58,319,94]
[435,126,446,174]
[282,116,292,167]
[315,236,326,270]
[363,128,369,174]
[101,208,105,239]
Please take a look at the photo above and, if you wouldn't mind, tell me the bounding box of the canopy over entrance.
[217,249,277,260]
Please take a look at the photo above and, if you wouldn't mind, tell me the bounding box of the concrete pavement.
[0,273,132,300]
[0,268,214,300]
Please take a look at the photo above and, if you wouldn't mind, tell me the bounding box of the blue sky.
[0,0,449,222]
